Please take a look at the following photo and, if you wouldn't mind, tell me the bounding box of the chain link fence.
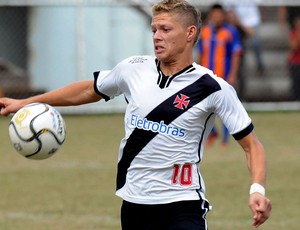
[0,1,300,113]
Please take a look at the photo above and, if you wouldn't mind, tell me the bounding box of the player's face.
[151,13,189,63]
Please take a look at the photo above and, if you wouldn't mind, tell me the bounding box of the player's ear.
[186,25,197,43]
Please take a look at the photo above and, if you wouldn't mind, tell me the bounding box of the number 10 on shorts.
[171,164,192,186]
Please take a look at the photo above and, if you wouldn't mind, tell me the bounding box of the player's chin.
[155,49,167,59]
[155,53,170,63]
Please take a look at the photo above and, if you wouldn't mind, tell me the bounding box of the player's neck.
[160,57,193,76]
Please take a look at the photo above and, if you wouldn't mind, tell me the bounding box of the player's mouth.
[154,45,165,54]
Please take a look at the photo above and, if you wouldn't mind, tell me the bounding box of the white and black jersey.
[94,55,253,205]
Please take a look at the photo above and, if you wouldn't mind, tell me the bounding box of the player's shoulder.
[112,55,156,78]
[223,24,239,34]
[119,55,156,66]
[193,63,218,80]
[201,24,210,30]
[193,63,230,88]
[201,24,213,34]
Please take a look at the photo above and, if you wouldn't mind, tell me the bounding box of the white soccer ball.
[8,103,66,160]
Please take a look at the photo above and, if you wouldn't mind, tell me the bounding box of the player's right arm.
[0,80,102,116]
[237,131,272,228]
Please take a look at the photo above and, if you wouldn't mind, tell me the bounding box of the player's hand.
[249,193,272,228]
[0,97,25,116]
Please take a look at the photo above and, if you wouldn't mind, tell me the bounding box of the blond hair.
[152,0,202,45]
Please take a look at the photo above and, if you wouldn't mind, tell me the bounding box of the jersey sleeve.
[93,65,123,101]
[209,79,253,140]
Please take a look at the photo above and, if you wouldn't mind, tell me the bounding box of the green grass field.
[0,112,299,230]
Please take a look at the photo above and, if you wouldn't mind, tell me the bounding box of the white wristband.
[249,183,265,196]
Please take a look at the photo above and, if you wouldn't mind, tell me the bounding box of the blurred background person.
[198,3,242,146]
[226,8,247,100]
[288,17,300,101]
[278,6,300,31]
[225,1,265,75]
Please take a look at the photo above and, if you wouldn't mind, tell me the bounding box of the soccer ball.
[8,103,66,160]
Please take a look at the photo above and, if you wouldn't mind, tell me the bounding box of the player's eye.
[162,27,171,32]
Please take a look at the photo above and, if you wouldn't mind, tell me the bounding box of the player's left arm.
[237,131,272,228]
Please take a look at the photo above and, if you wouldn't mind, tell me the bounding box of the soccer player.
[0,0,271,229]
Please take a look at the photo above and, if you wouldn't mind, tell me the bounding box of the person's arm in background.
[278,6,288,31]
[227,25,243,86]
[227,52,241,86]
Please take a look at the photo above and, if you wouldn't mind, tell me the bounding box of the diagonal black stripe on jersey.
[116,74,221,190]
